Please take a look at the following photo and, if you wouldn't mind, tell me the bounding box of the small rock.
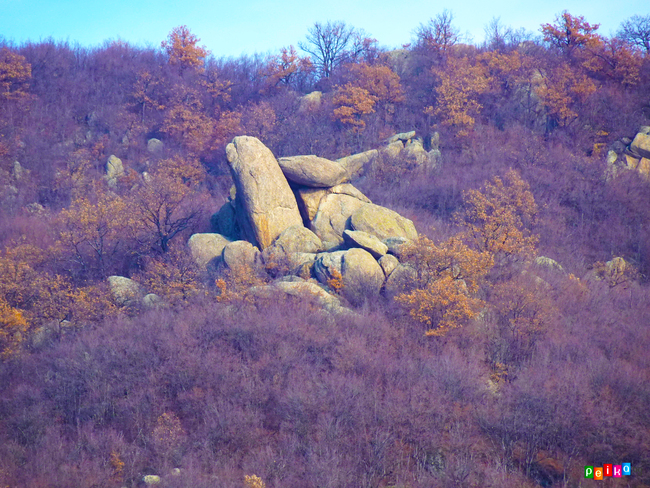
[383,237,411,259]
[143,475,161,485]
[142,293,163,309]
[147,138,164,155]
[379,254,399,278]
[534,256,565,273]
[108,276,145,307]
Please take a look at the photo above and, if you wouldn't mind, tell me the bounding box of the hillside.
[1,12,650,488]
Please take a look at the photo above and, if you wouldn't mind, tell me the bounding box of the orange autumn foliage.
[0,48,31,101]
[397,235,493,337]
[161,25,209,74]
[458,170,538,263]
[426,56,490,137]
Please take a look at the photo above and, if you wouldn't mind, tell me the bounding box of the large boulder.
[278,155,347,187]
[221,240,261,275]
[340,248,385,305]
[225,136,303,249]
[108,276,146,307]
[343,229,388,258]
[249,279,343,313]
[630,127,650,159]
[106,155,124,188]
[298,91,322,112]
[311,194,368,250]
[270,225,323,254]
[187,233,231,270]
[350,203,418,241]
[337,149,378,180]
[294,183,370,223]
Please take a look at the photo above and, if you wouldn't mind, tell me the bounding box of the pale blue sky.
[1,0,648,57]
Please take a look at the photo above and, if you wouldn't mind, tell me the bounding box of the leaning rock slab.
[278,155,347,187]
[341,248,384,305]
[387,131,416,143]
[337,149,378,180]
[226,136,303,249]
[343,229,388,258]
[350,203,418,241]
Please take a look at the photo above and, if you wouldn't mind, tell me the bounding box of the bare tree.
[618,15,650,54]
[299,21,357,78]
[484,17,512,52]
[415,9,460,57]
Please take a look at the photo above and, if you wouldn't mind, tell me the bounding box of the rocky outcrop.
[350,204,418,241]
[202,135,422,312]
[226,136,303,249]
[278,155,347,187]
[606,126,650,180]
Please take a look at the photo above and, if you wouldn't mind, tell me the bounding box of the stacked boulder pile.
[189,135,422,310]
[606,126,650,179]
